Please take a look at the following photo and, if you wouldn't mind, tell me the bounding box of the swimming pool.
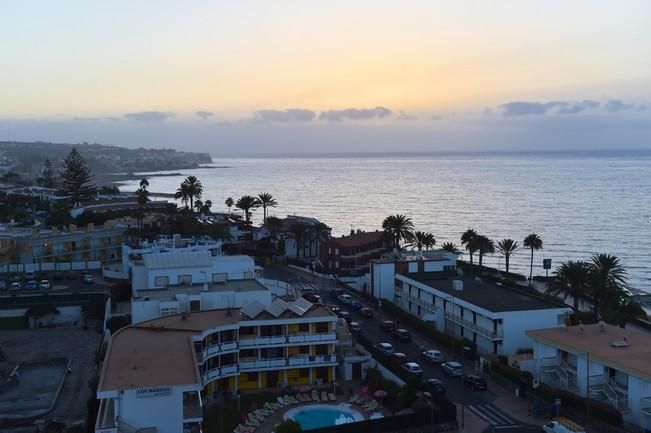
[284,404,364,430]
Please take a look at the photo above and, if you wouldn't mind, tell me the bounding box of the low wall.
[0,261,102,274]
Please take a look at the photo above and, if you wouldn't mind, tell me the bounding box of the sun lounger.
[348,394,360,404]
[321,391,328,402]
[363,401,379,412]
[253,410,266,422]
[264,402,278,411]
[311,390,320,401]
[245,415,260,427]
[328,392,337,402]
[288,394,299,404]
[257,407,272,416]
[277,396,289,406]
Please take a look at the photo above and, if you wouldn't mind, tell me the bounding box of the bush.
[107,315,131,334]
[276,419,302,433]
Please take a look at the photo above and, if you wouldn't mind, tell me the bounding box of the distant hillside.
[0,141,212,176]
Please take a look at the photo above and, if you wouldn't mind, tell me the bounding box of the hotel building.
[95,299,338,433]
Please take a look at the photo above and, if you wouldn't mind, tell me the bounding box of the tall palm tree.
[545,260,590,312]
[183,176,203,212]
[264,216,283,239]
[174,182,191,209]
[382,214,414,250]
[423,233,436,251]
[289,222,309,259]
[441,242,460,254]
[203,200,212,213]
[496,239,519,273]
[523,233,543,281]
[475,235,495,271]
[312,222,331,257]
[136,178,150,231]
[225,197,234,213]
[194,199,204,214]
[236,195,259,222]
[460,228,478,266]
[588,254,628,318]
[406,231,436,251]
[256,193,278,221]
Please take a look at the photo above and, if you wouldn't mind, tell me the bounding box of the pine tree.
[37,158,55,187]
[57,148,96,206]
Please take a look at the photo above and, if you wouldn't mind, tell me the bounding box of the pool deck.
[252,395,389,433]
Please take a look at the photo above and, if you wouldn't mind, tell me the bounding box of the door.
[352,363,362,380]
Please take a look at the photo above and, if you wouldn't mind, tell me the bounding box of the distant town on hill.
[0,141,212,178]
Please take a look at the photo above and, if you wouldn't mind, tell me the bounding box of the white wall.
[119,385,199,433]
[501,309,569,355]
[371,262,395,300]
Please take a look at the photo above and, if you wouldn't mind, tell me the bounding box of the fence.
[0,261,102,274]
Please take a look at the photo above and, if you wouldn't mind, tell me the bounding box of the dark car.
[327,304,340,314]
[350,300,363,311]
[389,352,407,366]
[462,374,487,390]
[393,328,411,342]
[337,311,352,323]
[380,320,395,332]
[421,378,446,396]
[360,307,374,318]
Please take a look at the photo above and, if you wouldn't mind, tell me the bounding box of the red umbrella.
[374,390,388,408]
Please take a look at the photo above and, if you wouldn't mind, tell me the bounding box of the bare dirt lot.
[0,327,102,431]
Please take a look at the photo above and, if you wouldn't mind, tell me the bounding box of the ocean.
[118,151,651,293]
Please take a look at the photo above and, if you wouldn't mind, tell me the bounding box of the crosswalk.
[466,403,519,427]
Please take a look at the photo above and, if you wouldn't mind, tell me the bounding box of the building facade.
[526,324,651,429]
[320,231,392,276]
[96,300,338,433]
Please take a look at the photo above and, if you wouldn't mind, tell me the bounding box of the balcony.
[239,335,287,347]
[202,364,239,384]
[444,311,503,340]
[340,246,388,259]
[202,341,239,359]
[239,355,337,371]
[288,332,336,344]
[403,293,438,313]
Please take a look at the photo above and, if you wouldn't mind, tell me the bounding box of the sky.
[1,1,650,154]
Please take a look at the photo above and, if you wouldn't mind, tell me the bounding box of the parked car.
[462,374,487,390]
[374,342,394,355]
[350,300,363,311]
[390,352,408,365]
[421,378,446,396]
[360,307,374,318]
[337,311,352,323]
[40,280,51,290]
[25,280,38,290]
[24,271,35,280]
[542,419,586,433]
[0,281,6,291]
[337,294,353,304]
[9,282,21,291]
[349,321,361,333]
[393,328,412,342]
[380,320,395,332]
[301,286,316,293]
[402,362,423,376]
[83,274,94,284]
[441,361,465,377]
[331,288,345,300]
[421,349,444,363]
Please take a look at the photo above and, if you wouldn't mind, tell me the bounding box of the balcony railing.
[403,293,438,313]
[288,333,336,344]
[239,333,336,347]
[444,311,503,339]
[339,247,388,259]
[240,335,287,347]
[201,364,239,384]
[202,341,239,359]
[239,355,336,371]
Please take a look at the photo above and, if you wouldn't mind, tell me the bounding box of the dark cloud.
[252,109,316,122]
[500,100,601,116]
[604,99,645,112]
[396,110,418,120]
[124,111,175,122]
[196,111,214,120]
[319,106,392,121]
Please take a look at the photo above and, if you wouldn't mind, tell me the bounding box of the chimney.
[452,280,463,291]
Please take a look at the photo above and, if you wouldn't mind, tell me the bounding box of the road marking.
[466,404,517,426]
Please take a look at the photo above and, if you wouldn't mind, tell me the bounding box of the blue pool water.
[286,405,362,430]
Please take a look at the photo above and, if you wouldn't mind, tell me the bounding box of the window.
[335,248,339,255]
[160,306,179,317]
[299,369,309,378]
[212,272,228,283]
[335,261,339,268]
[443,265,456,272]
[298,323,309,333]
[154,276,169,287]
[178,274,192,285]
[328,248,331,254]
[244,271,254,280]
[247,373,258,382]
[190,300,201,312]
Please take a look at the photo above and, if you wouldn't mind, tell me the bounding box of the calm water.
[119,152,651,292]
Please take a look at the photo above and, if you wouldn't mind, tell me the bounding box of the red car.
[360,307,374,318]
[380,320,395,332]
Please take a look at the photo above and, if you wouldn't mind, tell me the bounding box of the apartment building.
[96,299,338,433]
[526,324,651,429]
[392,271,571,355]
[320,231,392,276]
[0,223,125,268]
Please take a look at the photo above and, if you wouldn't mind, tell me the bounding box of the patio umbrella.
[374,390,388,407]
[298,384,312,393]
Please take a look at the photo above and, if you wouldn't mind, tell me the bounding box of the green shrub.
[276,419,302,433]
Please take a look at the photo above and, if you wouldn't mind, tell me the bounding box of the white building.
[526,324,651,429]
[382,269,571,355]
[96,301,339,433]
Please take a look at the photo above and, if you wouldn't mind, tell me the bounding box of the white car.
[9,282,21,291]
[337,294,353,304]
[441,361,465,377]
[40,280,51,290]
[349,321,361,333]
[402,362,423,376]
[83,274,94,284]
[374,342,394,355]
[542,419,586,433]
[421,349,444,363]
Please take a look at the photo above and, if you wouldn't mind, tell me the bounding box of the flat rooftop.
[402,272,567,313]
[98,327,201,392]
[527,324,651,380]
[134,278,269,300]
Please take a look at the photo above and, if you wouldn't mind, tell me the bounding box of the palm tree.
[496,239,519,273]
[460,228,478,266]
[203,200,212,213]
[264,216,283,239]
[236,195,260,222]
[475,235,495,271]
[194,199,204,214]
[441,242,460,254]
[523,233,543,281]
[136,178,150,231]
[289,223,309,259]
[256,193,278,221]
[588,254,628,318]
[406,231,436,251]
[225,197,234,213]
[382,214,414,249]
[423,233,436,250]
[174,182,191,209]
[545,260,590,312]
[183,176,203,212]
